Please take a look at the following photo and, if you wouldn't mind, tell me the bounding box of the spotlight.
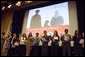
[25,1,32,3]
[2,6,5,11]
[8,4,12,8]
[16,1,21,6]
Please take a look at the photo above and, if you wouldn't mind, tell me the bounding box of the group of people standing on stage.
[1,29,84,56]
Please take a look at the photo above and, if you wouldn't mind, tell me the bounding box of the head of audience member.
[54,30,58,36]
[65,29,68,34]
[23,33,27,38]
[43,31,47,35]
[28,32,32,38]
[13,33,17,38]
[75,30,79,36]
[36,33,39,37]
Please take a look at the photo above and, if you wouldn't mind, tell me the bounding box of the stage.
[7,45,83,56]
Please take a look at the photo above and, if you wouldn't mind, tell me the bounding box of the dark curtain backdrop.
[76,1,84,33]
[12,9,25,36]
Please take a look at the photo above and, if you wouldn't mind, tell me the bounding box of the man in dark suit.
[41,31,49,56]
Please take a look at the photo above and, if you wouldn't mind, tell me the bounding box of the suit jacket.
[42,35,49,47]
[61,34,71,45]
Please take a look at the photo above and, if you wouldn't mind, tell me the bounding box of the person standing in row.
[26,32,33,56]
[73,30,82,56]
[81,32,84,56]
[61,29,71,56]
[5,33,12,56]
[18,33,22,42]
[51,30,59,56]
[32,33,40,56]
[73,30,83,56]
[41,31,49,56]
[19,33,27,56]
[79,32,84,56]
[10,33,18,56]
[1,32,6,51]
[19,33,27,45]
[2,32,12,56]
[11,33,18,47]
[82,32,84,48]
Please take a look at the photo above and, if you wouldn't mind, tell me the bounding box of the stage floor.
[7,45,84,56]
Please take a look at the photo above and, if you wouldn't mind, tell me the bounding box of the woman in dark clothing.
[51,30,59,56]
[6,33,12,56]
[80,32,84,56]
[1,32,5,51]
[10,33,18,56]
[73,30,82,56]
[82,32,84,56]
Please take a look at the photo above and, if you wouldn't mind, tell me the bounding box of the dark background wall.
[76,1,84,34]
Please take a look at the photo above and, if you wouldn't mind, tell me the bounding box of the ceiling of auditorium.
[1,1,8,4]
[1,1,50,12]
[1,1,66,12]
